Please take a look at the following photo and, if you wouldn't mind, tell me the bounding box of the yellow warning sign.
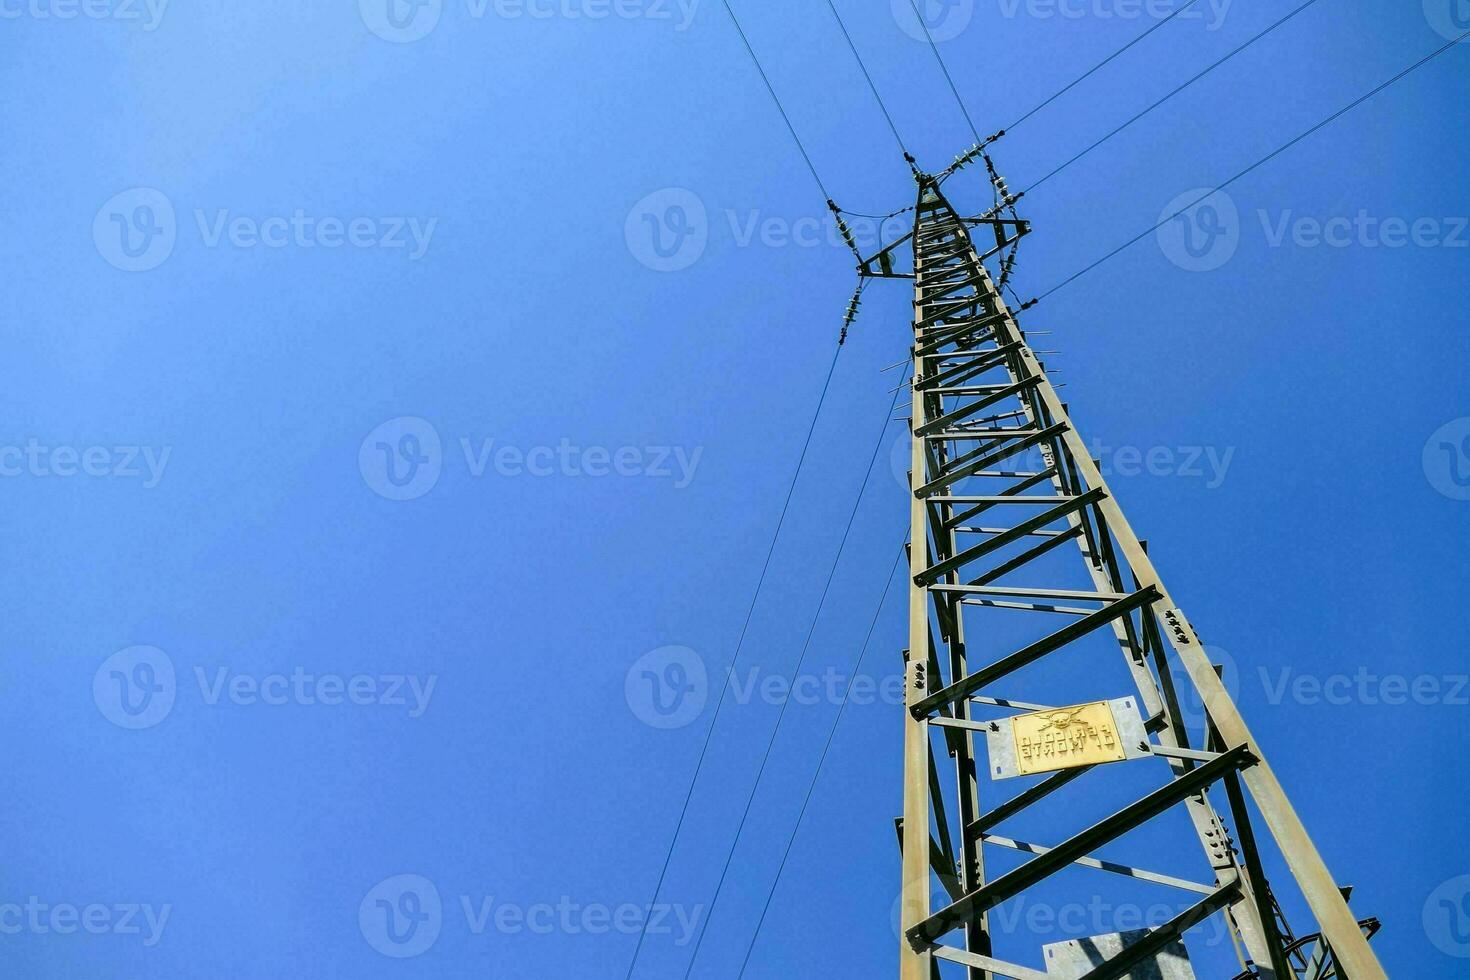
[1011,701,1127,776]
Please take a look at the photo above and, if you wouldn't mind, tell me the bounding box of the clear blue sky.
[1,0,1466,976]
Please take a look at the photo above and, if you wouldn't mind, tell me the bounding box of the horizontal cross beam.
[908,745,1255,947]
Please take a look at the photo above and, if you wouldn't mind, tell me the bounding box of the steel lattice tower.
[856,170,1387,980]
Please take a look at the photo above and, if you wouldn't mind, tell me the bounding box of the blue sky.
[1,0,1466,976]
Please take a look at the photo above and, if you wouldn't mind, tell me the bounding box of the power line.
[906,0,984,145]
[678,369,907,979]
[837,204,915,221]
[1037,26,1470,301]
[721,0,834,202]
[734,534,908,979]
[825,0,911,158]
[905,0,1000,205]
[620,341,844,980]
[1022,0,1328,195]
[1009,0,1205,131]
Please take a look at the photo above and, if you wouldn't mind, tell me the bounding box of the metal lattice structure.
[858,171,1386,980]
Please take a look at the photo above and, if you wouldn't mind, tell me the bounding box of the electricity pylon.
[858,164,1386,980]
